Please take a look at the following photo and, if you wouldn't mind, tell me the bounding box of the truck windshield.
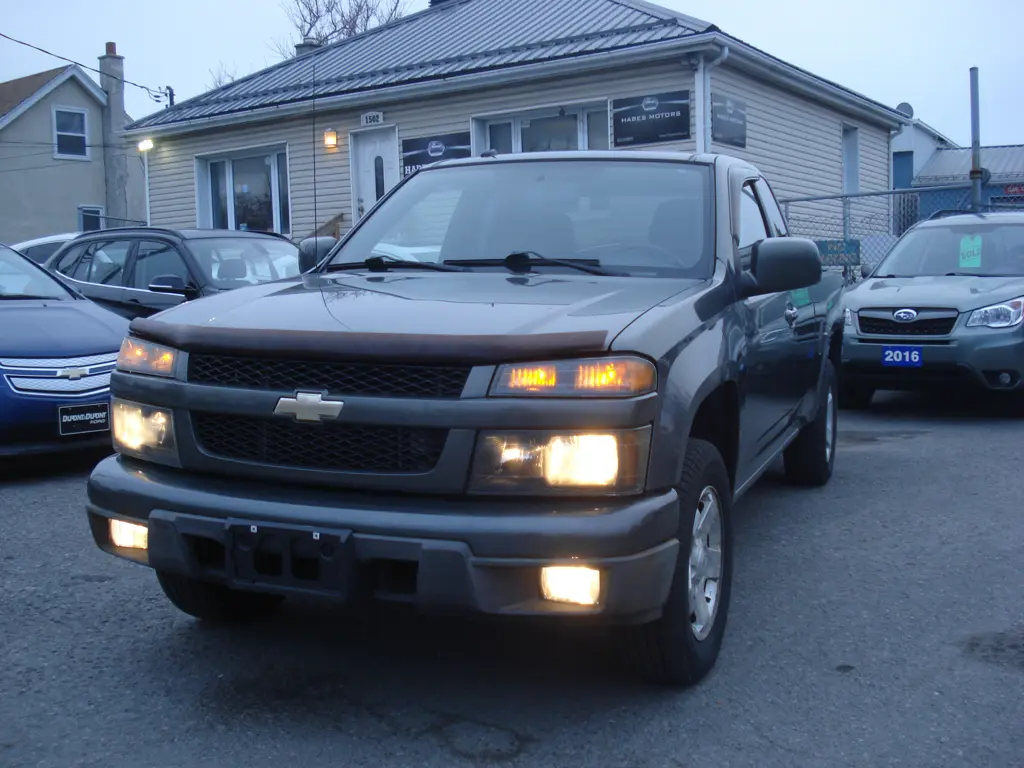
[873,222,1024,277]
[327,159,714,278]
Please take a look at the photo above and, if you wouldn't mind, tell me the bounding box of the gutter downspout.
[702,45,730,152]
[143,152,151,225]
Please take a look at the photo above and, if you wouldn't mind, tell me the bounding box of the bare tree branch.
[207,62,238,90]
[275,0,408,58]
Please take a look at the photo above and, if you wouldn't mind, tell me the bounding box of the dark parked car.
[86,151,844,687]
[42,228,301,320]
[0,242,128,457]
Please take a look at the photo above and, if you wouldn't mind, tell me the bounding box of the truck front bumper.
[87,455,681,624]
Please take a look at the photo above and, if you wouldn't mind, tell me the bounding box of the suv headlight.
[489,356,656,397]
[966,297,1024,329]
[111,397,179,467]
[468,426,652,495]
[117,337,177,377]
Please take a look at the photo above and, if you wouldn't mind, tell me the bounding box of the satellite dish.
[896,102,915,118]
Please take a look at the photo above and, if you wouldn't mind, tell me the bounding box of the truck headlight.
[468,426,651,495]
[116,337,177,377]
[111,398,179,466]
[490,356,656,397]
[966,297,1024,329]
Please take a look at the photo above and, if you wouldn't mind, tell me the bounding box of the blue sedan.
[0,243,129,457]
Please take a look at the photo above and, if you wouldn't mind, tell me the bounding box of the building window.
[78,206,103,231]
[54,108,89,159]
[842,125,860,194]
[199,149,290,234]
[479,104,609,155]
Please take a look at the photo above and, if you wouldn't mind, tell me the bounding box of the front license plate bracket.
[881,345,923,368]
[58,401,110,436]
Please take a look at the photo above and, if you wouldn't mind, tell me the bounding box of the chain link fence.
[779,185,1024,280]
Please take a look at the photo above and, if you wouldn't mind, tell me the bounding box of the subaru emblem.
[893,308,918,323]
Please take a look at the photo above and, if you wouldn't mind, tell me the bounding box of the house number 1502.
[361,112,384,127]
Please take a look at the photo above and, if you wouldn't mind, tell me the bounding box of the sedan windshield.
[0,244,73,300]
[327,159,714,278]
[187,237,301,289]
[874,222,1024,277]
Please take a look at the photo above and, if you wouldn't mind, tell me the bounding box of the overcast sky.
[1,0,1021,146]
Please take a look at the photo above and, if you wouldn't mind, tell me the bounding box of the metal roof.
[128,0,711,130]
[914,145,1024,186]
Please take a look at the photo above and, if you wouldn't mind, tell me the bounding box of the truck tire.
[838,382,874,410]
[156,571,283,623]
[622,439,733,687]
[784,359,838,487]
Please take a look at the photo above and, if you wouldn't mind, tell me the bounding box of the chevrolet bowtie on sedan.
[86,150,845,687]
[0,243,128,457]
[841,211,1024,408]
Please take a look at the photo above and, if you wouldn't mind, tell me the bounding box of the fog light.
[999,372,1012,386]
[110,519,148,550]
[540,566,600,606]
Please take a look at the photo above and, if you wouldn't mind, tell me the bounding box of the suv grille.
[188,354,470,399]
[858,315,957,336]
[193,413,448,474]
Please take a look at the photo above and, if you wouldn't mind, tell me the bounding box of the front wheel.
[621,439,734,687]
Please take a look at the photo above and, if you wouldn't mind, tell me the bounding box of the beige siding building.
[125,0,905,242]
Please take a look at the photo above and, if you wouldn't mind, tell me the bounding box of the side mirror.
[148,274,190,295]
[298,236,338,273]
[745,237,822,297]
[860,264,872,279]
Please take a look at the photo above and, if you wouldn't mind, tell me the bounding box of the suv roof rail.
[926,209,987,221]
[73,225,184,239]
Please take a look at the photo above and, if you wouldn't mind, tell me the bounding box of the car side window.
[131,240,192,291]
[24,241,64,264]
[54,243,88,276]
[755,178,789,237]
[68,240,132,285]
[738,182,770,269]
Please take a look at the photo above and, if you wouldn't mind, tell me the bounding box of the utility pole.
[969,67,982,212]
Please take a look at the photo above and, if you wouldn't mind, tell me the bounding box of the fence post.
[842,197,850,241]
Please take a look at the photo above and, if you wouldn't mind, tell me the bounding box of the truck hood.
[846,275,1024,312]
[129,271,701,363]
[0,298,129,358]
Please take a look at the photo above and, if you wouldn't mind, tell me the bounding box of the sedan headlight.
[490,356,656,397]
[844,308,853,326]
[111,398,179,466]
[116,337,177,377]
[966,297,1024,329]
[469,427,652,495]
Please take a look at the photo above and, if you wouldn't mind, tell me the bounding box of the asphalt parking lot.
[2,392,1022,768]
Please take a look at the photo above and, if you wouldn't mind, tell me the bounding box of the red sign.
[1004,184,1024,196]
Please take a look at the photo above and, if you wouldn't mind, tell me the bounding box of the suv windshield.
[187,237,301,288]
[874,221,1024,277]
[0,244,73,300]
[328,159,714,278]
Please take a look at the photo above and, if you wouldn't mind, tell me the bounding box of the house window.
[54,108,88,159]
[842,125,860,194]
[479,104,609,155]
[78,206,103,231]
[200,149,290,234]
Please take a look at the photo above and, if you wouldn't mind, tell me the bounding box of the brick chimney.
[98,42,128,227]
[295,37,321,57]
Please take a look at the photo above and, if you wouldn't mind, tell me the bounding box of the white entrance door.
[351,127,400,222]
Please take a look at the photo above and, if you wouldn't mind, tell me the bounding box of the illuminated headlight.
[111,398,179,466]
[541,566,601,606]
[490,356,656,397]
[844,308,853,326]
[966,297,1024,329]
[116,337,177,377]
[469,427,651,495]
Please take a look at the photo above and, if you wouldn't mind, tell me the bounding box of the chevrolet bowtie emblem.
[56,367,89,380]
[273,392,344,422]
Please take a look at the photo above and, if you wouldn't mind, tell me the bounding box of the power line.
[0,31,170,104]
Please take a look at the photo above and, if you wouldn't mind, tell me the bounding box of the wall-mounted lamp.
[137,138,154,152]
[323,128,338,148]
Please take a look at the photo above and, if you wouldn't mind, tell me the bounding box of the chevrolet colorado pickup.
[86,150,845,687]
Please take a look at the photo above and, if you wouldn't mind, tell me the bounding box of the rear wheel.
[621,439,733,687]
[156,571,283,623]
[784,359,838,487]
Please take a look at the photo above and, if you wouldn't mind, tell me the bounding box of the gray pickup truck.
[86,150,845,687]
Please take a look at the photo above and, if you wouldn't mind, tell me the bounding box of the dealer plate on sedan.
[58,402,110,436]
[881,346,923,368]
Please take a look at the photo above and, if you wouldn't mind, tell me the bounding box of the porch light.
[323,128,338,148]
[137,138,154,152]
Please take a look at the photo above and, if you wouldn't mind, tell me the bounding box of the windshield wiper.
[323,256,468,273]
[0,293,58,300]
[444,251,621,276]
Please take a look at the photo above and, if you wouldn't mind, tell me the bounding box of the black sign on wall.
[401,131,473,176]
[711,93,747,149]
[611,90,690,147]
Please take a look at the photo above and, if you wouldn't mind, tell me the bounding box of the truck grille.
[858,315,957,336]
[192,413,447,474]
[187,354,470,399]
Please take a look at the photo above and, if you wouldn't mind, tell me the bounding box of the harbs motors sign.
[401,131,473,176]
[611,90,690,147]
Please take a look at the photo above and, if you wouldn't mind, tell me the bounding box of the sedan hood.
[129,272,700,363]
[847,275,1024,312]
[0,299,129,358]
